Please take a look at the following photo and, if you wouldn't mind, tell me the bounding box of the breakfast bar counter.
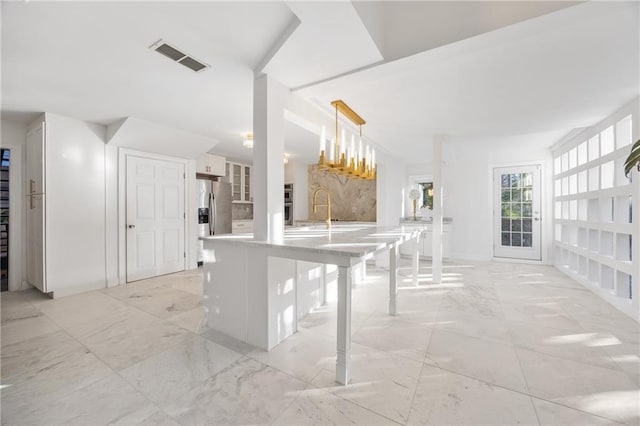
[200,224,421,385]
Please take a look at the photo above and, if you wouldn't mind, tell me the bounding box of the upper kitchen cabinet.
[196,153,226,176]
[226,161,252,203]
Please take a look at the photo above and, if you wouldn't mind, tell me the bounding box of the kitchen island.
[200,224,421,385]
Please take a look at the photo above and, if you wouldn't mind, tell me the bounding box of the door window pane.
[501,189,510,202]
[502,233,511,246]
[523,219,532,232]
[511,189,522,202]
[523,233,533,247]
[522,203,532,217]
[512,203,522,216]
[511,219,522,231]
[502,219,510,231]
[512,233,522,247]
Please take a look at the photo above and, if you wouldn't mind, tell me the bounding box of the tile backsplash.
[307,164,376,222]
[232,203,253,220]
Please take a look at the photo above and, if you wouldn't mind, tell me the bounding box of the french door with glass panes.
[494,165,542,261]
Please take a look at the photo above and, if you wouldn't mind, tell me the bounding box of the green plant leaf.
[624,139,640,177]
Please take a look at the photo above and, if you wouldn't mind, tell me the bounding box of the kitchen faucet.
[312,187,331,229]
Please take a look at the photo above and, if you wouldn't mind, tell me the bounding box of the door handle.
[128,224,135,229]
[534,218,541,221]
[30,179,36,194]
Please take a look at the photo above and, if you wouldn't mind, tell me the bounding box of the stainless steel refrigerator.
[197,178,232,263]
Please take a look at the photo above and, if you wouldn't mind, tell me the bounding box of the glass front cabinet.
[226,161,252,203]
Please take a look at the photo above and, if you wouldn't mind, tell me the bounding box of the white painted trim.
[447,253,490,262]
[493,256,550,266]
[117,148,190,284]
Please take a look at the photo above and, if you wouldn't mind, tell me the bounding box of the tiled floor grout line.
[488,278,548,426]
[4,262,637,425]
[299,367,406,426]
[25,282,218,425]
[404,276,446,426]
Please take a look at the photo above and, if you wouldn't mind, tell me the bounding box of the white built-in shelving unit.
[552,101,639,319]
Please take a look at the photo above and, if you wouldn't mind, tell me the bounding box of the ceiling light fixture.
[242,133,254,149]
[318,100,376,180]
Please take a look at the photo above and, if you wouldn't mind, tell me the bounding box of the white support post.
[412,233,420,287]
[321,264,328,306]
[432,136,444,284]
[253,74,286,242]
[389,244,399,315]
[336,265,352,385]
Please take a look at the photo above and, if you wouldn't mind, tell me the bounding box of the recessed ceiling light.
[149,39,210,73]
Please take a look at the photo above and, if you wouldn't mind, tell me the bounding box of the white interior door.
[494,165,542,261]
[126,155,185,282]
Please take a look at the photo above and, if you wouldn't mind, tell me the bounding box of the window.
[418,182,434,210]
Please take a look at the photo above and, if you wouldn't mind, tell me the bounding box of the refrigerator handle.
[211,193,217,235]
[208,193,214,235]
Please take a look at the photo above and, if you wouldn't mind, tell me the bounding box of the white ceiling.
[2,1,638,165]
[1,1,294,151]
[297,1,640,160]
[352,1,582,62]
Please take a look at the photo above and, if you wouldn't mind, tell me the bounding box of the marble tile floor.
[1,262,638,425]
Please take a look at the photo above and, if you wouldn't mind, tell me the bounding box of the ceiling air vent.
[149,39,210,73]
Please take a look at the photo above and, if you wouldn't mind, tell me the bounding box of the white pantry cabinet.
[196,153,225,176]
[26,113,107,297]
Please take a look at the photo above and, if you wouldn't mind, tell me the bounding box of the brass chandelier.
[318,100,376,180]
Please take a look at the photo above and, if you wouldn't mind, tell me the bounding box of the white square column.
[253,74,287,242]
[432,136,445,283]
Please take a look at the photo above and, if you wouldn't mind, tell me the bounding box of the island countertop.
[200,223,423,386]
[200,224,420,259]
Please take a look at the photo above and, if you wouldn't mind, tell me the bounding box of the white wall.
[375,153,407,267]
[0,119,29,290]
[4,112,202,296]
[284,160,308,221]
[406,134,556,262]
[377,154,407,227]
